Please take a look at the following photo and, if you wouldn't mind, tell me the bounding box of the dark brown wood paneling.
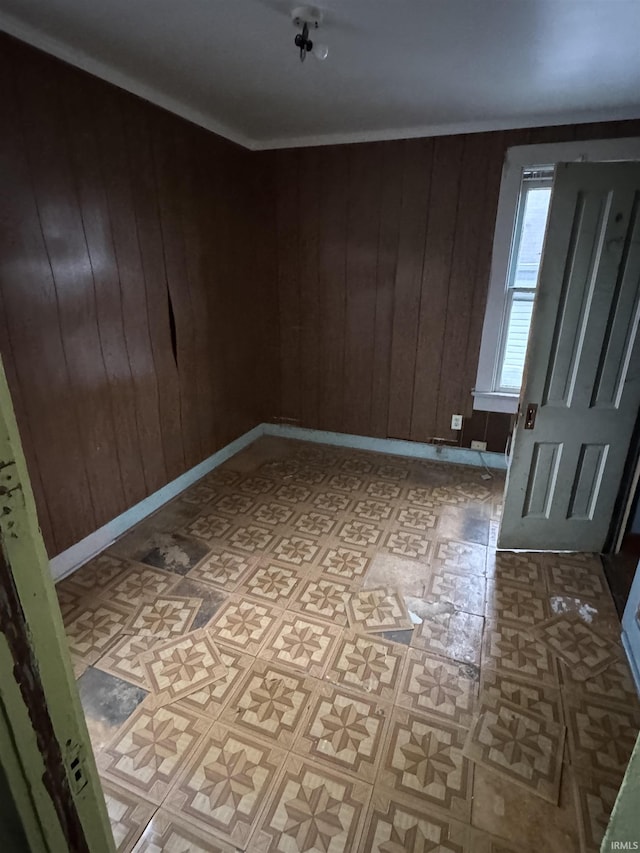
[0,47,95,551]
[410,134,464,441]
[343,144,382,436]
[459,130,506,420]
[370,143,403,438]
[299,148,321,429]
[273,118,640,454]
[61,71,149,509]
[434,133,492,439]
[387,139,434,439]
[275,150,302,423]
[317,146,349,432]
[0,34,276,556]
[119,98,186,483]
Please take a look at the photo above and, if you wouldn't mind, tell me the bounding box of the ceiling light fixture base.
[291,6,323,28]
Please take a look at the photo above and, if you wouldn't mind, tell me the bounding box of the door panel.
[499,163,640,551]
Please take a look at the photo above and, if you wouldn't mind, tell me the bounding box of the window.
[496,168,553,392]
[474,137,640,414]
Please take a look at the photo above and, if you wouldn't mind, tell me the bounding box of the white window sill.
[472,391,519,414]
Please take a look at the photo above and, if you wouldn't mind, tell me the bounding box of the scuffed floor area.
[55,436,639,852]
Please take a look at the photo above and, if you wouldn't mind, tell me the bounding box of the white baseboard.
[49,424,265,582]
[263,424,508,470]
[50,421,505,582]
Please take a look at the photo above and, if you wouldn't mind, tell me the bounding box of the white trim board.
[50,422,506,582]
[49,424,264,582]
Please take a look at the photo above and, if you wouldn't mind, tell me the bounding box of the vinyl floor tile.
[572,770,623,853]
[535,614,618,681]
[219,659,316,747]
[426,567,487,616]
[485,578,549,626]
[318,545,371,583]
[293,684,390,783]
[361,789,480,853]
[139,628,227,708]
[482,618,559,686]
[463,698,565,804]
[62,553,131,598]
[65,599,134,666]
[206,595,282,655]
[409,600,484,665]
[181,510,233,544]
[558,653,638,709]
[60,439,637,852]
[397,648,479,726]
[131,807,240,852]
[102,565,181,611]
[163,720,286,849]
[383,527,433,561]
[378,707,474,820]
[95,635,158,691]
[172,642,254,721]
[98,702,211,804]
[259,611,341,677]
[101,780,155,853]
[471,764,580,853]
[271,534,321,566]
[362,553,431,597]
[346,587,413,634]
[544,555,609,600]
[186,546,258,592]
[249,754,371,853]
[431,534,489,571]
[290,577,353,626]
[486,551,546,587]
[236,560,305,606]
[479,668,563,726]
[126,596,202,641]
[548,593,621,641]
[325,631,406,703]
[562,692,640,779]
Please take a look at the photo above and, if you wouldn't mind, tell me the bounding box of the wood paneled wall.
[0,35,278,556]
[272,119,640,452]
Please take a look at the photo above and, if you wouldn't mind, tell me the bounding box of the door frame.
[607,407,640,553]
[0,355,114,852]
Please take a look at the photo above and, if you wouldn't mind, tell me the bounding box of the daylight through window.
[495,167,553,392]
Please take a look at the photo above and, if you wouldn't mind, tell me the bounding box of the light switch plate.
[451,414,463,430]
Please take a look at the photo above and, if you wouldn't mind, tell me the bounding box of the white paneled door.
[499,162,640,552]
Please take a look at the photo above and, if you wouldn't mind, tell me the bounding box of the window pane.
[499,291,535,390]
[510,186,552,289]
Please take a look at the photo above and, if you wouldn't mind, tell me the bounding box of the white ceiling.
[2,0,640,150]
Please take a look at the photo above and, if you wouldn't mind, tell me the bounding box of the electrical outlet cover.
[471,440,487,451]
[451,414,463,430]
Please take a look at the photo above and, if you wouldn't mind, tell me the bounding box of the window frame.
[495,172,553,393]
[474,137,640,414]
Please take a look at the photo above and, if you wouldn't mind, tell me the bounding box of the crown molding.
[250,106,640,150]
[2,11,640,152]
